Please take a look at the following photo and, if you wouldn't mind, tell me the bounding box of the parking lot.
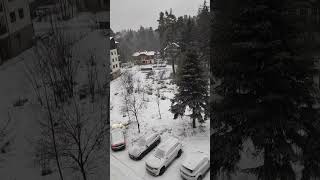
[110,135,210,180]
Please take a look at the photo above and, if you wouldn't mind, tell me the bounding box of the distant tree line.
[111,27,160,63]
[156,2,210,68]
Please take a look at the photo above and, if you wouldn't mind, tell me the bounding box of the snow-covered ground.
[110,66,210,180]
[0,26,107,179]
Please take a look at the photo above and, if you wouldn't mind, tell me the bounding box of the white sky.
[111,0,207,32]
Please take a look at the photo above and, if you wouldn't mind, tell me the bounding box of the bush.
[13,97,28,107]
[41,169,53,176]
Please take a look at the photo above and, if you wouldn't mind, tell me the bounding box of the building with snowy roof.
[0,0,34,64]
[132,50,156,65]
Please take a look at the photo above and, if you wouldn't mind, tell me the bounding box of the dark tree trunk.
[171,55,175,75]
[44,87,64,180]
[134,113,140,133]
[192,118,196,128]
[80,163,87,180]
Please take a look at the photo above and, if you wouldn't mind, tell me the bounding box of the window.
[312,8,318,16]
[300,8,308,16]
[0,3,3,12]
[111,52,113,55]
[18,8,24,19]
[10,12,16,23]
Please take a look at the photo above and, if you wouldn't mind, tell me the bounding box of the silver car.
[180,152,210,180]
[145,136,182,176]
[128,133,161,160]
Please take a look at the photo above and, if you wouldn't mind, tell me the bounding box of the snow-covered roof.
[132,51,155,57]
[182,152,207,171]
[164,42,180,51]
[157,137,179,152]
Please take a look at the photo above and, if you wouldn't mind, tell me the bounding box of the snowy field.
[0,29,108,180]
[110,65,210,180]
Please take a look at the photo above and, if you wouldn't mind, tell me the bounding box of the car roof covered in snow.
[157,137,179,152]
[144,132,158,140]
[135,132,157,141]
[182,152,208,171]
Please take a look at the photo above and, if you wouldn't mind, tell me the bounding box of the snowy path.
[111,154,144,180]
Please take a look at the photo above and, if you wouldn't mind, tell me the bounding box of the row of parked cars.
[111,128,210,180]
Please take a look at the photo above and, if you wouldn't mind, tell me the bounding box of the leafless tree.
[27,22,109,179]
[36,84,65,180]
[26,30,79,180]
[85,53,99,103]
[56,95,108,180]
[120,70,134,122]
[25,31,75,180]
[127,93,145,133]
[29,30,79,107]
[155,87,162,119]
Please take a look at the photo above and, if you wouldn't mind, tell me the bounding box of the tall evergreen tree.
[157,11,166,58]
[196,1,210,70]
[171,51,208,128]
[211,0,320,179]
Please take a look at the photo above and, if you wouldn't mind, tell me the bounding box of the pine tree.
[196,1,210,70]
[157,12,166,58]
[211,0,320,179]
[171,51,208,128]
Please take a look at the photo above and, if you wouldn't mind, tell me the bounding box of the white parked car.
[145,136,182,176]
[110,129,126,151]
[180,152,210,180]
[128,133,161,160]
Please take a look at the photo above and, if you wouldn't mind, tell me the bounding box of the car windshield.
[137,137,146,146]
[154,148,165,159]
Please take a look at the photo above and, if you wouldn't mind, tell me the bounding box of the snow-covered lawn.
[110,65,210,180]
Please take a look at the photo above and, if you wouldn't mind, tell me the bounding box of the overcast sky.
[111,0,207,32]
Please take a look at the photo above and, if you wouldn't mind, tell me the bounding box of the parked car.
[111,129,126,151]
[180,152,210,180]
[128,133,161,160]
[111,123,126,129]
[145,136,182,176]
